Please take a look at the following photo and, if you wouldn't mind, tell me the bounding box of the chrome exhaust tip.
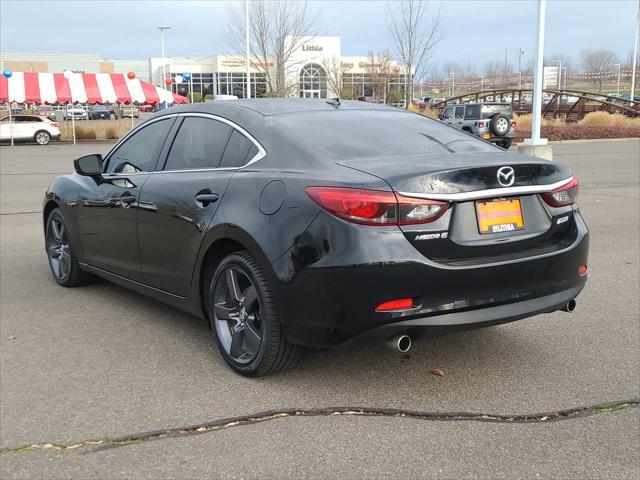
[561,299,577,312]
[387,334,412,353]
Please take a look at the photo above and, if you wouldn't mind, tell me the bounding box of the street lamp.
[157,26,171,91]
[516,48,525,88]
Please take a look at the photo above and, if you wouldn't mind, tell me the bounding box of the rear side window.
[482,105,512,119]
[464,105,481,120]
[219,130,258,168]
[454,106,465,119]
[164,117,231,170]
[107,118,173,173]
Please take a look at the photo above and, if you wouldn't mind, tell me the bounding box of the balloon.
[63,69,73,79]
[174,75,183,84]
[165,78,172,86]
[2,69,12,79]
[182,72,191,81]
[127,71,136,80]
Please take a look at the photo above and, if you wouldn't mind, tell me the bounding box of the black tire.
[45,208,94,287]
[206,251,299,376]
[500,138,513,149]
[34,130,51,145]
[489,114,511,137]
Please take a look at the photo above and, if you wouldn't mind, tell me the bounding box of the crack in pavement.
[2,400,637,456]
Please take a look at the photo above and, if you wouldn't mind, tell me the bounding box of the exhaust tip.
[562,299,577,312]
[387,334,412,353]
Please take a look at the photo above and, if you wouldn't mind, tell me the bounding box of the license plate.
[476,198,525,234]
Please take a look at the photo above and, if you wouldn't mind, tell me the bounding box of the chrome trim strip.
[399,177,574,202]
[103,112,266,175]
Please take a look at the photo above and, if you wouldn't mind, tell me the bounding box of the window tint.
[107,119,172,174]
[464,104,481,120]
[165,117,231,170]
[454,106,465,119]
[219,130,257,168]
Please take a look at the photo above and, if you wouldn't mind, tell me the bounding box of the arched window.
[299,64,327,99]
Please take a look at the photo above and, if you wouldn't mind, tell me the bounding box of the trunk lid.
[337,152,577,265]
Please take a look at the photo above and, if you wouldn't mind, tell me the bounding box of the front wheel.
[207,251,299,376]
[45,208,94,287]
[35,130,51,145]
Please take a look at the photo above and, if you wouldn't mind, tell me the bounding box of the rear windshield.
[482,104,511,119]
[274,110,497,159]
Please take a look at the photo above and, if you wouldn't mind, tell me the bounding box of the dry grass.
[579,111,640,129]
[59,119,134,141]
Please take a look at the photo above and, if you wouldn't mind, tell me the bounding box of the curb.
[515,137,640,146]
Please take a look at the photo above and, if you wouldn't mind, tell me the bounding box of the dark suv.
[439,102,516,149]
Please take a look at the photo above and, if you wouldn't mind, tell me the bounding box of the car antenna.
[326,97,341,109]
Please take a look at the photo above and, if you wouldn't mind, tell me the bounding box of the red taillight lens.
[511,120,516,127]
[478,121,485,128]
[541,177,579,207]
[306,187,449,226]
[376,298,414,312]
[51,122,59,127]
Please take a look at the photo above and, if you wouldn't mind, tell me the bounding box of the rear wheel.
[35,130,51,145]
[500,138,513,149]
[45,208,94,287]
[207,251,299,376]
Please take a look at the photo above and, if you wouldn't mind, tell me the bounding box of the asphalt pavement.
[1,139,639,479]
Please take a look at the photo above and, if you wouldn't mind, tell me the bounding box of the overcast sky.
[1,0,638,69]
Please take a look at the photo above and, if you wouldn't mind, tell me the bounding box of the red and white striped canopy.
[0,72,188,105]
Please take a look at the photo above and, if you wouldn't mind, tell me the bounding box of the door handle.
[195,193,219,207]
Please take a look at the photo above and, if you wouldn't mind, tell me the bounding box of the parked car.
[37,106,57,119]
[139,104,159,113]
[357,96,383,104]
[88,105,114,120]
[622,93,640,102]
[118,105,140,118]
[0,114,60,145]
[64,104,88,121]
[438,102,516,149]
[43,99,588,376]
[412,98,426,108]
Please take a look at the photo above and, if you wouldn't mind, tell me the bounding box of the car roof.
[160,98,398,118]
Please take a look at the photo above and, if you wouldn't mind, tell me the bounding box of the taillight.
[541,177,579,207]
[375,298,414,312]
[511,120,516,127]
[478,121,485,128]
[51,122,59,127]
[305,187,449,226]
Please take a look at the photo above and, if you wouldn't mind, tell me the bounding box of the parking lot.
[1,139,639,478]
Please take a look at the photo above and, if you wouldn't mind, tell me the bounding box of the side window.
[442,107,454,119]
[464,105,481,120]
[455,106,465,119]
[106,119,172,174]
[164,117,231,170]
[219,130,258,168]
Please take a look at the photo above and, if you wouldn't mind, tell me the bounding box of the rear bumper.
[272,210,589,347]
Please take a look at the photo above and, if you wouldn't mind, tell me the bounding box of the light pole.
[450,71,455,97]
[613,63,621,94]
[631,0,639,105]
[524,0,548,151]
[516,48,525,88]
[245,0,251,99]
[157,26,171,90]
[480,75,484,91]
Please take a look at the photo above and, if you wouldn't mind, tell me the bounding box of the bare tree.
[580,49,619,91]
[388,0,442,108]
[321,55,345,98]
[483,60,502,87]
[364,50,395,102]
[227,0,318,97]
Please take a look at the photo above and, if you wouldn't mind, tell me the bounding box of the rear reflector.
[541,177,579,207]
[375,298,414,312]
[306,187,449,226]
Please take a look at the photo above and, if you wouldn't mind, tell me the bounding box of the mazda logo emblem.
[497,166,515,187]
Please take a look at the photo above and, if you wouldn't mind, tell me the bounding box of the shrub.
[204,94,215,101]
[191,92,203,103]
[386,90,403,105]
[339,87,355,100]
[579,111,640,129]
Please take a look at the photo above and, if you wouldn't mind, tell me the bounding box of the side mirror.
[74,154,103,176]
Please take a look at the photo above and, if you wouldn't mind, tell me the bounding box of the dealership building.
[1,36,411,101]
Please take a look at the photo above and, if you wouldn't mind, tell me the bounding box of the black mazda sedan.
[43,99,588,376]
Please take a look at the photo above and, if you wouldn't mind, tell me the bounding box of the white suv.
[0,114,61,145]
[64,104,88,121]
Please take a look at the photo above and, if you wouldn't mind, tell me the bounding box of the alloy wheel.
[496,117,509,134]
[213,267,263,364]
[46,216,71,281]
[36,131,50,145]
